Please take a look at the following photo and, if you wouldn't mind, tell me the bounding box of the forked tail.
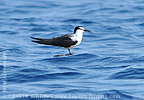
[31,37,52,45]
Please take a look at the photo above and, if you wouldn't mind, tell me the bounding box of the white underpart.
[70,29,84,48]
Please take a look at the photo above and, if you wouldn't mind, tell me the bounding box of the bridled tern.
[31,26,90,56]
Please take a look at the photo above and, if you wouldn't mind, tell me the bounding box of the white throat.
[74,30,84,45]
[75,30,83,40]
[69,29,84,48]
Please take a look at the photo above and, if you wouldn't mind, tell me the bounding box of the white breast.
[75,30,83,45]
[70,30,84,48]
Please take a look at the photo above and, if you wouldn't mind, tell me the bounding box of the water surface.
[0,0,144,100]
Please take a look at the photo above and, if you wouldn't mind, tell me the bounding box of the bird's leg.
[54,49,72,57]
[68,49,72,55]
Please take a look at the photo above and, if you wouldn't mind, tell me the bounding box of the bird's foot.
[54,53,73,57]
[54,54,65,57]
[65,53,73,56]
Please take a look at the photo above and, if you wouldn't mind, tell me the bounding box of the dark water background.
[0,0,144,100]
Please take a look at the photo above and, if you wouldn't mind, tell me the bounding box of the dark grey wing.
[50,34,78,48]
[31,34,78,48]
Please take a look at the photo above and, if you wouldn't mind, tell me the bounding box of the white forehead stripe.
[79,27,84,30]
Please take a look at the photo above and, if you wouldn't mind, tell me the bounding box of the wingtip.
[31,37,43,40]
[31,37,35,39]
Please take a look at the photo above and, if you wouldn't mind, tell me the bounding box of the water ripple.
[1,0,144,99]
[7,71,84,83]
[109,68,144,79]
[0,30,18,35]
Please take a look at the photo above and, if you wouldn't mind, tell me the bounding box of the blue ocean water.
[0,0,144,100]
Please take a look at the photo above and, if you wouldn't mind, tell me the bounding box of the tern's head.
[74,26,90,34]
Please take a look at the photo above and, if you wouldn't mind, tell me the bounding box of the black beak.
[84,29,91,32]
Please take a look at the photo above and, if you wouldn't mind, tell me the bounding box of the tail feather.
[31,37,52,45]
[32,40,43,44]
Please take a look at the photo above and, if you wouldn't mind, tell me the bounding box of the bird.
[31,26,90,56]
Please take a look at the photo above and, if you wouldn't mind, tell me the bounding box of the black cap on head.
[74,26,91,33]
[74,26,83,33]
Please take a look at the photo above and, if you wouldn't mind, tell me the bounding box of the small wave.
[97,56,122,63]
[138,22,144,26]
[71,53,97,58]
[0,65,3,71]
[6,10,30,15]
[63,19,95,25]
[122,17,141,23]
[20,68,47,73]
[103,90,136,100]
[133,6,144,10]
[81,21,95,24]
[109,68,144,79]
[97,36,130,41]
[6,47,26,57]
[98,7,116,11]
[0,30,18,35]
[119,56,144,63]
[85,65,130,70]
[16,5,48,9]
[106,26,122,30]
[13,17,40,22]
[7,71,84,83]
[63,19,83,22]
[60,89,93,94]
[113,9,133,13]
[58,67,78,71]
[30,27,49,32]
[38,53,97,64]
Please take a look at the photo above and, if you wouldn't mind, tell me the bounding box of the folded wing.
[31,34,78,48]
